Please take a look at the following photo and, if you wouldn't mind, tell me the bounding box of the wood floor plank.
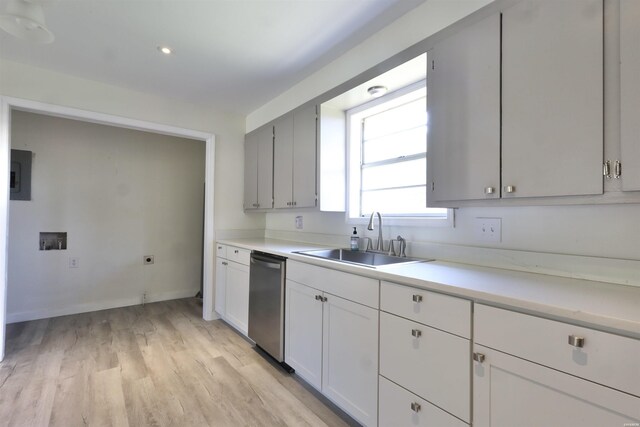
[0,299,354,427]
[6,349,63,427]
[89,367,131,427]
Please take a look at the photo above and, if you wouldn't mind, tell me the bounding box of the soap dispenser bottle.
[350,227,359,251]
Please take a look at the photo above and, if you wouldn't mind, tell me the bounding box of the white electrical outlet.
[69,257,79,268]
[295,215,303,230]
[474,217,502,243]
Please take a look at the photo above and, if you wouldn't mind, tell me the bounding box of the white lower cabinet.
[379,376,467,427]
[224,260,249,335]
[284,261,379,427]
[379,312,470,423]
[321,292,378,426]
[379,282,472,426]
[284,280,323,390]
[473,344,640,427]
[473,304,640,427]
[214,257,227,317]
[214,243,250,336]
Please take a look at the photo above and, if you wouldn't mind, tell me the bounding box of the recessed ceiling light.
[0,0,54,44]
[367,85,388,98]
[157,46,172,55]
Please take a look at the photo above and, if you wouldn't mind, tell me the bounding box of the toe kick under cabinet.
[379,281,472,426]
[473,304,640,427]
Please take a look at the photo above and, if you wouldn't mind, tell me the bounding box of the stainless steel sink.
[294,249,431,268]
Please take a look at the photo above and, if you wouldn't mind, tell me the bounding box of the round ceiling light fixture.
[157,46,172,55]
[0,0,54,44]
[367,85,388,98]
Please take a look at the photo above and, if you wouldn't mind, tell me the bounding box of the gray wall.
[8,111,206,321]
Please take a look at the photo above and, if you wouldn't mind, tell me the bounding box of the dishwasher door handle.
[250,256,282,270]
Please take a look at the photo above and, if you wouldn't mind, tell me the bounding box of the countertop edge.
[216,238,640,340]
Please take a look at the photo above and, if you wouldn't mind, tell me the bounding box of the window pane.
[362,158,425,191]
[363,98,426,141]
[363,126,426,164]
[361,186,446,216]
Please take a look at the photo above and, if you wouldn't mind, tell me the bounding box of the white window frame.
[345,80,453,227]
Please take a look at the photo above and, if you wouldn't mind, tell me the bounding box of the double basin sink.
[294,248,431,268]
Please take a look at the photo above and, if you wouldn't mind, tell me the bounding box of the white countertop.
[217,238,640,339]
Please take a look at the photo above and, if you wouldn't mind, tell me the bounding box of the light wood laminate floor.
[0,298,352,427]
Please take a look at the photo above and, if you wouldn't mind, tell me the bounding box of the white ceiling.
[0,0,426,115]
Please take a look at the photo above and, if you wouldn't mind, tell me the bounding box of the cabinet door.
[292,104,318,208]
[322,294,378,427]
[473,345,640,427]
[273,114,294,208]
[214,257,227,317]
[284,280,323,390]
[621,0,640,191]
[502,0,603,198]
[256,125,274,208]
[243,131,258,209]
[427,13,500,203]
[225,261,249,335]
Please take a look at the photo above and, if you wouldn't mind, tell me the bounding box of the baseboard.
[6,288,198,324]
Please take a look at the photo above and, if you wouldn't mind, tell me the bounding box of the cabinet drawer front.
[226,246,250,265]
[381,281,471,338]
[216,243,227,259]
[380,312,470,422]
[379,376,468,427]
[475,304,640,397]
[287,260,379,309]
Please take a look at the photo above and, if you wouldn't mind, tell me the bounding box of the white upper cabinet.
[292,104,318,208]
[243,131,258,210]
[274,105,317,209]
[428,0,605,206]
[621,0,640,191]
[273,114,294,208]
[427,13,501,203]
[244,124,273,210]
[501,0,603,199]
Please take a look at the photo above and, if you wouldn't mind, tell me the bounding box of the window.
[346,80,449,223]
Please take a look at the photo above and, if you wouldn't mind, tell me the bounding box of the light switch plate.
[474,217,501,243]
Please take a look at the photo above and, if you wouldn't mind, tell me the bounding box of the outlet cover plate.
[69,257,79,268]
[295,215,303,230]
[474,217,502,243]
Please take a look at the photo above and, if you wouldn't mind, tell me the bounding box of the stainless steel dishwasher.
[248,251,292,371]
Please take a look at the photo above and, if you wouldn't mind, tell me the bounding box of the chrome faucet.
[396,235,407,257]
[361,237,373,251]
[367,211,384,251]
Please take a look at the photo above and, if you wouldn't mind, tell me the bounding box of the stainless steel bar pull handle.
[411,329,422,338]
[604,160,612,179]
[568,335,585,348]
[473,352,485,363]
[410,402,421,413]
[412,294,423,303]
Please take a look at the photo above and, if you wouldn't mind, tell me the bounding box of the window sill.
[346,209,455,228]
